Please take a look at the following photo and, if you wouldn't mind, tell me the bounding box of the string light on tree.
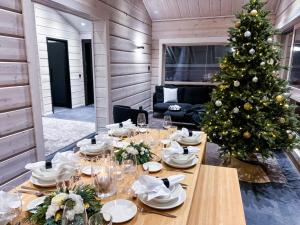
[260,61,265,66]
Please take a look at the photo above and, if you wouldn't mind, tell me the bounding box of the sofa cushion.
[155,85,184,103]
[153,102,192,112]
[163,87,178,103]
[182,86,212,105]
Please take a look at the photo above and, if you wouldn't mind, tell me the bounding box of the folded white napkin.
[106,119,134,129]
[25,151,79,181]
[163,141,198,158]
[52,151,80,167]
[170,128,201,142]
[77,137,112,153]
[0,191,21,225]
[132,174,185,201]
[80,142,110,153]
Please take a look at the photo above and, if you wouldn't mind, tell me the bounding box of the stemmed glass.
[61,204,88,225]
[137,113,147,128]
[163,115,172,129]
[89,212,112,225]
[0,187,22,225]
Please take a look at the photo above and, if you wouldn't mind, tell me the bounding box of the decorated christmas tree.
[202,0,300,160]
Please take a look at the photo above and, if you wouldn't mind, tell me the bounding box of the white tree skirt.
[42,117,95,155]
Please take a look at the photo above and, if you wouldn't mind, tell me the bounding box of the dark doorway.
[47,38,72,111]
[82,39,94,105]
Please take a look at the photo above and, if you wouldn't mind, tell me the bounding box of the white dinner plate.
[30,176,56,188]
[81,166,102,176]
[162,152,198,169]
[79,149,103,156]
[113,141,130,149]
[143,162,162,173]
[139,185,186,210]
[102,199,137,223]
[27,196,46,213]
[177,138,201,146]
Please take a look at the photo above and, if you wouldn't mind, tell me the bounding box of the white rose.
[121,152,128,158]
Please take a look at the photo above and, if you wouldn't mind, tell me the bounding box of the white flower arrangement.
[45,192,84,221]
[116,142,152,164]
[26,185,101,225]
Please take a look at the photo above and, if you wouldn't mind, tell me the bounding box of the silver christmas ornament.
[232,37,236,42]
[268,58,274,65]
[233,80,240,87]
[244,31,251,37]
[260,61,265,66]
[267,37,273,43]
[249,48,255,55]
[233,107,239,113]
[215,100,222,107]
[252,76,258,83]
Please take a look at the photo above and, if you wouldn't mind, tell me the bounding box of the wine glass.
[62,204,88,225]
[137,113,147,129]
[89,212,112,225]
[163,115,172,129]
[56,170,76,191]
[0,187,22,225]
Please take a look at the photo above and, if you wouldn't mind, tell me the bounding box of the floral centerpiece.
[25,185,101,225]
[115,142,152,164]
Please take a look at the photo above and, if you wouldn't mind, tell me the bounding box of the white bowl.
[170,154,196,165]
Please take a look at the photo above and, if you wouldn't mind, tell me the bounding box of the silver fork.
[138,206,177,218]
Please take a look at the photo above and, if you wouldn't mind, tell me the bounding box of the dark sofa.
[153,85,214,125]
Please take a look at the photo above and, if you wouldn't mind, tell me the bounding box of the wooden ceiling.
[143,0,280,21]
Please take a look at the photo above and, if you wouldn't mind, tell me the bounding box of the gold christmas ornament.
[235,21,241,28]
[250,9,258,16]
[243,131,252,139]
[244,102,253,111]
[275,95,284,103]
[279,117,286,124]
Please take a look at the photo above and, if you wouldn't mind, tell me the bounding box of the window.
[289,28,300,88]
[164,45,230,83]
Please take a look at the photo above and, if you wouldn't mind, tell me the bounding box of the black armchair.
[113,105,149,125]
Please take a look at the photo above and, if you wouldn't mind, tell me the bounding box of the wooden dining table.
[16,129,246,225]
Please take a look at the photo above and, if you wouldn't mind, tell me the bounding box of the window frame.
[158,37,228,86]
[287,23,300,90]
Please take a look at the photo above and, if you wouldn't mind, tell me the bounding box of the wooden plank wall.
[34,3,85,115]
[0,0,37,188]
[99,0,152,111]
